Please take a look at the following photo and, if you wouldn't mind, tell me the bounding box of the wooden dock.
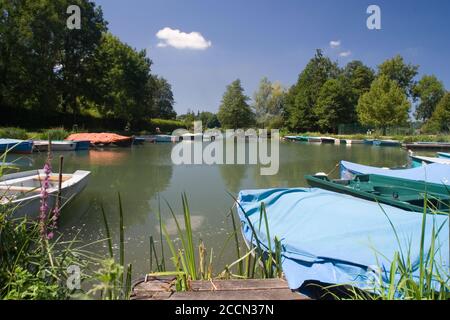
[403,143,450,151]
[132,277,309,300]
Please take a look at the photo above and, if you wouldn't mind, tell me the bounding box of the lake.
[6,141,412,277]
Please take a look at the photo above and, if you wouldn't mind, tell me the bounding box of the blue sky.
[96,0,450,114]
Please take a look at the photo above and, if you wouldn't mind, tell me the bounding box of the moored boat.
[403,142,450,151]
[373,139,400,147]
[33,140,77,152]
[73,140,91,150]
[341,139,364,145]
[0,139,33,154]
[66,133,133,147]
[409,155,450,168]
[437,152,450,159]
[363,139,374,145]
[308,137,322,143]
[237,188,448,293]
[339,160,450,185]
[305,173,449,213]
[320,137,336,144]
[0,169,90,219]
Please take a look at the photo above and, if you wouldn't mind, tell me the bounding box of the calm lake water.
[6,141,416,276]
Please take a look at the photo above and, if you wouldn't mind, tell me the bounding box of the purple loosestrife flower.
[39,161,52,239]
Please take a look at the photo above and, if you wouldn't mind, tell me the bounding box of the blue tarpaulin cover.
[340,160,450,185]
[237,188,449,292]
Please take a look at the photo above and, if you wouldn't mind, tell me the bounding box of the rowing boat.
[373,139,401,147]
[339,160,450,185]
[409,155,450,167]
[0,139,33,154]
[437,152,450,159]
[305,173,449,213]
[0,170,90,219]
[236,187,448,293]
[33,140,77,152]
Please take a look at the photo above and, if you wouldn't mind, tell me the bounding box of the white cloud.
[329,40,341,48]
[156,27,212,50]
[339,51,352,57]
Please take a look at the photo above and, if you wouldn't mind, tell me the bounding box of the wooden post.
[57,156,63,209]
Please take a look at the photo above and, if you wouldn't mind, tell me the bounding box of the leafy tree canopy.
[378,55,418,97]
[217,79,255,129]
[357,75,411,134]
[412,75,445,122]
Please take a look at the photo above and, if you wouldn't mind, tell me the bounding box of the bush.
[0,127,29,140]
[39,128,70,140]
[148,119,186,134]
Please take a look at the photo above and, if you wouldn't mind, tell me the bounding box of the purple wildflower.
[39,160,52,239]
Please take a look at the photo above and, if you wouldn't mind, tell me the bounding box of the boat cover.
[237,188,449,292]
[340,160,450,185]
[66,133,132,145]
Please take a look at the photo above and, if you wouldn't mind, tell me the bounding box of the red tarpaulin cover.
[66,133,132,145]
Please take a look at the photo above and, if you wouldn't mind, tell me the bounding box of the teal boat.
[438,152,450,159]
[373,139,400,147]
[410,155,450,168]
[305,173,449,213]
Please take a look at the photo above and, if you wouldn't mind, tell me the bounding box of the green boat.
[305,173,449,214]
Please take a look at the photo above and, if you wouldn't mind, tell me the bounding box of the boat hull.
[305,174,449,213]
[33,141,77,152]
[1,170,91,219]
[0,139,33,154]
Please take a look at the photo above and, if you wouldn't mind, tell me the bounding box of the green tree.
[315,77,353,133]
[217,79,254,129]
[252,77,286,128]
[88,33,153,124]
[0,0,106,115]
[357,75,411,134]
[422,92,450,133]
[58,0,107,115]
[152,76,176,119]
[342,60,375,105]
[285,49,339,131]
[378,55,418,97]
[412,75,445,122]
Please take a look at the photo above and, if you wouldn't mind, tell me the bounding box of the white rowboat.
[0,170,90,219]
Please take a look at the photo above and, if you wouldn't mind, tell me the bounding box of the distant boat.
[363,139,375,145]
[66,133,133,147]
[339,160,450,185]
[73,140,90,150]
[132,137,146,145]
[308,137,322,143]
[0,139,33,154]
[154,134,175,143]
[320,137,336,144]
[403,142,450,151]
[437,152,450,159]
[0,170,90,219]
[341,139,364,145]
[409,155,450,168]
[33,140,77,152]
[373,139,400,147]
[305,173,449,213]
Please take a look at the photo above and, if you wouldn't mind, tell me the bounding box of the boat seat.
[33,175,71,182]
[0,185,40,192]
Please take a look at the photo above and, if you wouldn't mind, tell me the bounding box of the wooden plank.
[132,278,310,300]
[169,289,306,300]
[189,279,290,291]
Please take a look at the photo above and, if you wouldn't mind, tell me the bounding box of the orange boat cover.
[66,133,132,144]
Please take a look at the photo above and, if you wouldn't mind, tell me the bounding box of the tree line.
[215,50,449,134]
[0,0,176,129]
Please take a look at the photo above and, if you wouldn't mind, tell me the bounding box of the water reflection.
[19,141,410,275]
